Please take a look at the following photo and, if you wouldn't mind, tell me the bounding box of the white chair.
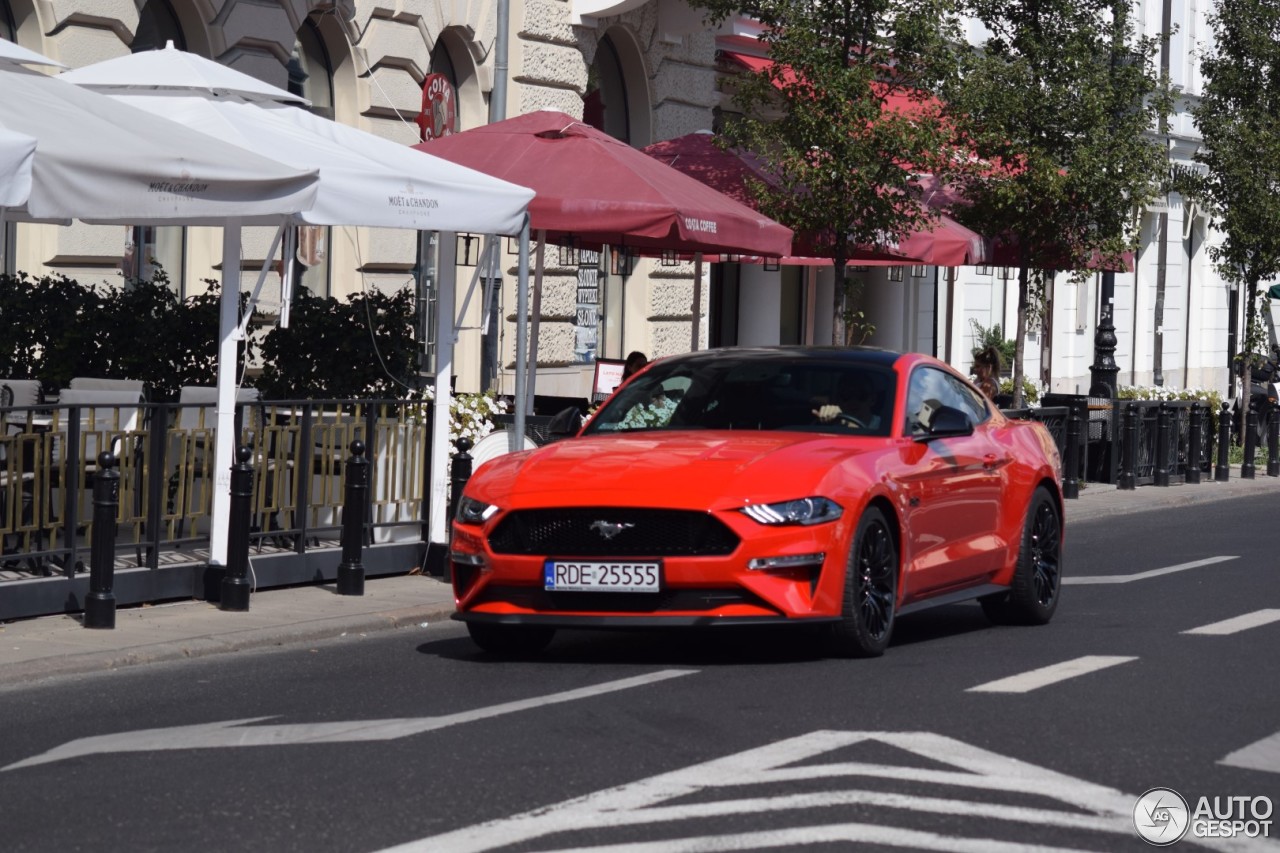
[68,377,146,396]
[171,385,267,538]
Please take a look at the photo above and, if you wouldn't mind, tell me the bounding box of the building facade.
[0,0,1254,406]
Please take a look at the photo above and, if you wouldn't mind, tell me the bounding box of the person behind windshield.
[813,370,883,429]
[622,350,648,380]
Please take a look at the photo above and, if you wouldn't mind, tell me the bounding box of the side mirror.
[547,405,583,437]
[916,404,974,441]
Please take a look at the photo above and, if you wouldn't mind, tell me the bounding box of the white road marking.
[0,669,696,772]
[1220,730,1280,775]
[966,656,1138,694]
[1183,609,1280,635]
[1064,556,1237,585]
[542,823,1107,852]
[377,730,1228,853]
[375,730,1276,852]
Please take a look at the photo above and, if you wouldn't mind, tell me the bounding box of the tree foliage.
[943,0,1172,405]
[693,0,967,344]
[1193,0,1280,368]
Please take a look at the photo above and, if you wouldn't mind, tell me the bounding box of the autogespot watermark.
[1134,787,1274,846]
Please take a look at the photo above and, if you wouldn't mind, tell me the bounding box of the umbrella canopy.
[61,53,534,236]
[415,110,793,258]
[645,132,986,267]
[0,66,319,224]
[62,40,307,103]
[0,125,36,207]
[0,37,63,69]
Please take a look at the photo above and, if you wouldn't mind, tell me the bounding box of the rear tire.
[981,486,1061,625]
[827,507,898,658]
[466,622,556,657]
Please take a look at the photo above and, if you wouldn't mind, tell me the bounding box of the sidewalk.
[2,467,1279,685]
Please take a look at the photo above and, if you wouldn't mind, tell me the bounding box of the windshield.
[583,356,896,436]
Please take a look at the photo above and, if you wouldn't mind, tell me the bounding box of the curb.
[1,603,460,687]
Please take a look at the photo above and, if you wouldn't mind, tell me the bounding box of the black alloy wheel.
[981,486,1061,625]
[827,506,898,658]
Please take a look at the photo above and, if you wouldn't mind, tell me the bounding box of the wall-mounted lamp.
[888,266,904,282]
[977,265,992,276]
[910,265,926,278]
[456,233,480,267]
[997,266,1012,280]
[661,249,679,266]
[610,245,636,277]
[763,257,781,272]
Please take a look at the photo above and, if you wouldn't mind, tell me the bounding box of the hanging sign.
[417,73,457,142]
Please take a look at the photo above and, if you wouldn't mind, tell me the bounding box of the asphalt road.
[0,497,1277,853]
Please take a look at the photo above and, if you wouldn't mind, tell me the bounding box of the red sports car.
[450,347,1063,657]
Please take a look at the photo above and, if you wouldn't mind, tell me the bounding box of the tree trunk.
[1012,265,1029,408]
[831,249,848,346]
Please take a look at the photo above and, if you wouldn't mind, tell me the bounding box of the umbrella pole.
[526,230,546,416]
[512,217,530,451]
[428,231,459,560]
[209,219,243,572]
[691,252,703,351]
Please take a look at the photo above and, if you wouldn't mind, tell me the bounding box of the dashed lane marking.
[966,656,1138,694]
[1183,608,1280,636]
[1064,556,1237,585]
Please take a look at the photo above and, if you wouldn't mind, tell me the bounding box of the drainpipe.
[490,1,509,123]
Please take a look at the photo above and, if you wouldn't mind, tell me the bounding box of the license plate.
[544,560,661,593]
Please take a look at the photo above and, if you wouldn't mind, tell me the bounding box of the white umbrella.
[1,39,323,576]
[61,40,305,103]
[0,37,63,68]
[0,67,319,224]
[0,125,36,207]
[62,45,536,568]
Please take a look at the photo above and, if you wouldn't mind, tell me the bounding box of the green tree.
[1193,0,1280,436]
[944,0,1172,405]
[693,0,966,345]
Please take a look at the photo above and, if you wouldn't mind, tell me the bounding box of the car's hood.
[467,431,880,508]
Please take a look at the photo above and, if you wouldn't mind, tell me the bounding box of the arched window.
[584,35,630,143]
[125,0,186,291]
[285,17,334,296]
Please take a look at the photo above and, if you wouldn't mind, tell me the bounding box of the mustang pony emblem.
[590,520,635,540]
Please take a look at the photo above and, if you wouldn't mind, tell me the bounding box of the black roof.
[657,346,903,370]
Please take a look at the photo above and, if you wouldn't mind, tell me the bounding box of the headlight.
[740,497,843,526]
[456,496,499,525]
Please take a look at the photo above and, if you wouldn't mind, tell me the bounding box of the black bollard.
[220,445,255,611]
[446,438,474,585]
[1187,404,1203,485]
[1063,412,1080,499]
[1269,406,1280,477]
[1242,403,1257,480]
[1216,402,1231,482]
[337,440,369,596]
[83,451,120,629]
[1118,403,1137,490]
[1154,403,1171,487]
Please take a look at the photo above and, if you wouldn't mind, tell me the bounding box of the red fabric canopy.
[414,111,792,258]
[645,132,987,267]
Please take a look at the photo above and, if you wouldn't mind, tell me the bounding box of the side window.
[905,367,989,434]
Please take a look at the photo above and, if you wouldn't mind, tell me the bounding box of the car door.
[893,366,1008,599]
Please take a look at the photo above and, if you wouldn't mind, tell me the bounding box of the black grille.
[475,586,770,613]
[488,508,740,556]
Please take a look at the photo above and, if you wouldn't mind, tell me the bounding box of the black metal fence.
[0,397,436,621]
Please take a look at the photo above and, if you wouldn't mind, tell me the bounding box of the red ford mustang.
[450,347,1063,657]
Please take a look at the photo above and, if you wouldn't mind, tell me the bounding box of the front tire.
[981,486,1061,625]
[466,621,556,657]
[827,507,898,658]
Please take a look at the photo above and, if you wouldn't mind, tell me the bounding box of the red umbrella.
[644,132,986,267]
[415,111,792,258]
